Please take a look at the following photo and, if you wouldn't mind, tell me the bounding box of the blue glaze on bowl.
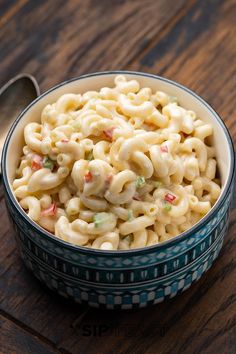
[2,71,235,309]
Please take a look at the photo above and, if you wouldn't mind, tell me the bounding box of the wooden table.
[0,1,235,353]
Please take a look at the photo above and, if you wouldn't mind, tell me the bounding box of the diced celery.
[93,212,110,228]
[136,176,145,188]
[43,156,54,170]
[163,202,172,212]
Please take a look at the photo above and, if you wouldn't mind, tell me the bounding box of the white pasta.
[13,75,221,250]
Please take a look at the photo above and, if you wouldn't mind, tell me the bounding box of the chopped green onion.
[93,212,110,228]
[163,202,172,212]
[43,156,54,170]
[153,181,162,189]
[127,210,134,221]
[136,176,145,188]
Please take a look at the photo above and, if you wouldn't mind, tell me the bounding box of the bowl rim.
[2,70,235,256]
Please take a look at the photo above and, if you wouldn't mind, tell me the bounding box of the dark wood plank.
[0,0,28,28]
[0,314,59,354]
[131,0,236,143]
[0,0,186,91]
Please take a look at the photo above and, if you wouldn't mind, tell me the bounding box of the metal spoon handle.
[0,74,40,174]
[0,73,40,97]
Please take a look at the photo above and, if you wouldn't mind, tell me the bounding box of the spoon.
[0,73,40,173]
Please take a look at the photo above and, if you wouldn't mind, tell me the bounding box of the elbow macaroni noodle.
[13,75,221,250]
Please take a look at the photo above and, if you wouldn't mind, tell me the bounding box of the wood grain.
[0,0,186,91]
[0,314,60,354]
[0,0,236,353]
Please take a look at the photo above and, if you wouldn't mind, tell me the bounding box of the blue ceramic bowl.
[2,71,235,309]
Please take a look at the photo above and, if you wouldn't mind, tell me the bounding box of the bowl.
[2,71,235,309]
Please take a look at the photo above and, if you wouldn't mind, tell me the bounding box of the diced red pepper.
[103,127,115,141]
[31,154,43,171]
[160,145,168,153]
[84,171,93,183]
[164,193,176,203]
[61,138,69,143]
[41,203,57,217]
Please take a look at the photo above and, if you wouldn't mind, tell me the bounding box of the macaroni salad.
[13,75,221,250]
